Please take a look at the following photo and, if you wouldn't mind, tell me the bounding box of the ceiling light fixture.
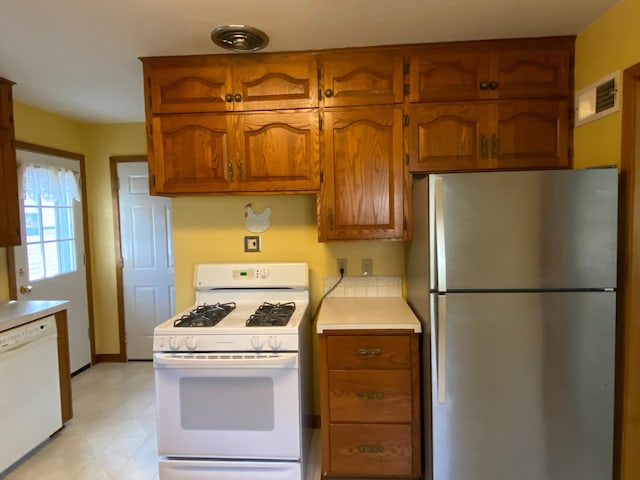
[210,25,269,52]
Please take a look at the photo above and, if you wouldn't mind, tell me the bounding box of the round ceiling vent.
[210,25,269,52]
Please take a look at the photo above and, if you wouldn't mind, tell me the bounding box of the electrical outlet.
[244,235,261,252]
[337,258,347,275]
[362,258,373,276]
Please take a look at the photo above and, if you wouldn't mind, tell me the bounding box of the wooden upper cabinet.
[319,106,404,241]
[493,99,570,169]
[0,78,20,247]
[319,50,405,107]
[149,111,320,195]
[407,102,492,172]
[409,37,574,102]
[407,99,570,172]
[150,114,235,194]
[237,111,320,192]
[142,52,318,114]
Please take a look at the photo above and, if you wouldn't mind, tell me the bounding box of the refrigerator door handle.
[437,295,447,404]
[431,294,447,404]
[433,176,447,291]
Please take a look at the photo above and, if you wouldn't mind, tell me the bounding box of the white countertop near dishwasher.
[316,297,422,333]
[0,300,68,332]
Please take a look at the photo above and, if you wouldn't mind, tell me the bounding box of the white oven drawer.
[159,459,303,480]
[154,352,301,459]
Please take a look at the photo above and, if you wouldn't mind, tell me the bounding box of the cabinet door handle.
[356,391,384,400]
[357,347,382,356]
[225,94,234,103]
[324,89,334,98]
[234,93,242,102]
[491,134,499,159]
[479,81,489,90]
[238,160,245,181]
[358,445,384,454]
[328,208,334,231]
[480,134,488,158]
[489,80,499,90]
[228,161,234,181]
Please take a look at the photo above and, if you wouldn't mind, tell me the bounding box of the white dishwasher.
[0,315,62,474]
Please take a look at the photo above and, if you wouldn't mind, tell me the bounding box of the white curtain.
[21,164,81,203]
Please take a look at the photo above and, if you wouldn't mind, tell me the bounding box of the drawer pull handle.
[358,444,384,454]
[356,391,384,400]
[357,347,382,356]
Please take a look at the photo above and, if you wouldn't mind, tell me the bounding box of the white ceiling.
[0,0,619,124]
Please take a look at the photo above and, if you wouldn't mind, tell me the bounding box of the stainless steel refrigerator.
[406,168,618,480]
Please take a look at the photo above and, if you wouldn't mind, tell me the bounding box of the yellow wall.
[574,0,640,167]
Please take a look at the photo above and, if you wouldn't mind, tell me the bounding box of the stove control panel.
[154,333,299,352]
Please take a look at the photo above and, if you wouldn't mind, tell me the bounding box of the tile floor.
[1,361,321,480]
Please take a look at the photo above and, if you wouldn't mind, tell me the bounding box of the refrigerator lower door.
[429,291,615,480]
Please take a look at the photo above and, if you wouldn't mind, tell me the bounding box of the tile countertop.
[316,297,422,333]
[0,300,69,333]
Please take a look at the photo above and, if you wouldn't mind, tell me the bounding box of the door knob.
[20,285,33,294]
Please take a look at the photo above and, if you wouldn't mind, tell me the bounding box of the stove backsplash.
[322,275,402,298]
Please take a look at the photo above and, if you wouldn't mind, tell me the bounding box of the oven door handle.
[153,352,298,368]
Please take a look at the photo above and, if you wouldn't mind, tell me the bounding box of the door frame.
[109,154,151,361]
[618,62,640,480]
[7,141,96,365]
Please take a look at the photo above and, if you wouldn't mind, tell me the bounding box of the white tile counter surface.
[316,297,422,333]
[0,300,68,332]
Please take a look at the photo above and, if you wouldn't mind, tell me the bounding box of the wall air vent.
[575,70,620,127]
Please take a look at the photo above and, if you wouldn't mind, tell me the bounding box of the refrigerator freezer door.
[429,291,615,480]
[429,169,618,291]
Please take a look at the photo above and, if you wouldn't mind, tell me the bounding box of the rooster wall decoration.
[244,203,272,232]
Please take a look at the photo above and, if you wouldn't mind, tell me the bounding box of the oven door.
[154,352,301,459]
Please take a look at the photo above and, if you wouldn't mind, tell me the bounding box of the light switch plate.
[244,235,260,252]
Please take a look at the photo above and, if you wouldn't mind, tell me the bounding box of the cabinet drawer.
[328,370,412,423]
[327,335,411,369]
[329,423,413,477]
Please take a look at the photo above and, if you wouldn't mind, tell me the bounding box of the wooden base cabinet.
[319,330,421,479]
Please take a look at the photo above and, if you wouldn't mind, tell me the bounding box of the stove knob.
[168,336,180,350]
[251,336,264,350]
[268,335,281,350]
[185,336,197,350]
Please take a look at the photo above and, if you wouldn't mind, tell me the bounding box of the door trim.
[618,62,640,480]
[6,141,96,365]
[109,155,148,362]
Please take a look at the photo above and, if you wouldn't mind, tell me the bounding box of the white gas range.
[152,262,311,480]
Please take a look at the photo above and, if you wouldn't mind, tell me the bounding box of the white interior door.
[118,162,174,359]
[13,149,91,373]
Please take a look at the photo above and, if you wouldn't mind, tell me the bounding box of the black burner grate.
[173,302,236,327]
[246,302,296,326]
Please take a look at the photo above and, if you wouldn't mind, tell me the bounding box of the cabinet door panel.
[234,54,318,110]
[151,115,235,194]
[320,107,404,240]
[408,103,491,172]
[409,48,489,102]
[494,100,569,169]
[320,51,405,107]
[146,63,232,114]
[328,370,412,422]
[238,111,320,192]
[494,47,571,98]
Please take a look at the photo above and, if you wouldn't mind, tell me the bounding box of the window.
[22,165,80,281]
